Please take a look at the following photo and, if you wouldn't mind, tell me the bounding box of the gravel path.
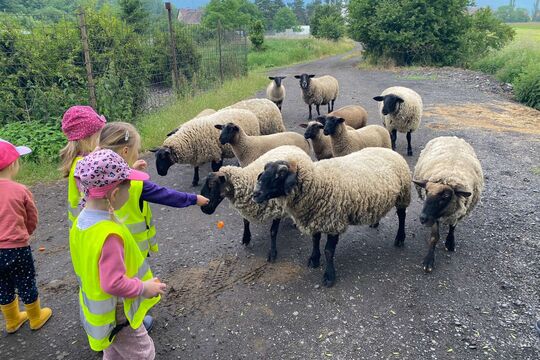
[1,48,539,360]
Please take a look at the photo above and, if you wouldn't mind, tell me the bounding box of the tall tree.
[255,0,285,30]
[203,0,262,29]
[119,0,149,33]
[534,0,540,21]
[273,6,297,32]
[289,0,306,24]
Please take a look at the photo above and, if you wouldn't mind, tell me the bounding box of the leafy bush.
[317,14,345,40]
[495,5,530,23]
[0,121,64,162]
[310,4,342,39]
[348,0,514,66]
[202,0,262,29]
[514,62,540,110]
[249,20,265,51]
[273,7,298,33]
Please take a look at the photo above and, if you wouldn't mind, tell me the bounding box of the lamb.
[152,109,260,186]
[200,146,309,262]
[322,115,391,157]
[373,86,423,156]
[266,76,286,111]
[216,122,311,167]
[166,108,216,137]
[298,120,354,160]
[327,105,367,129]
[294,73,339,119]
[225,98,286,135]
[252,146,412,287]
[412,136,484,273]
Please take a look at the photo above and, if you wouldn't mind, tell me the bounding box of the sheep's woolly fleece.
[226,98,286,135]
[330,124,391,157]
[266,81,285,103]
[195,108,216,118]
[275,147,411,236]
[414,136,484,226]
[230,128,311,167]
[163,109,259,166]
[329,105,367,129]
[302,75,339,106]
[379,86,423,133]
[219,146,309,224]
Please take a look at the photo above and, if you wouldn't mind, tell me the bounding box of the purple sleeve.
[141,180,197,208]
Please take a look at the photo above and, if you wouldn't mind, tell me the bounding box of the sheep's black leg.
[327,103,331,113]
[390,129,397,151]
[192,166,199,187]
[277,101,282,111]
[267,218,281,262]
[307,233,321,268]
[316,105,320,116]
[369,222,379,228]
[423,221,440,273]
[445,225,456,252]
[394,207,406,247]
[331,99,335,112]
[211,159,223,172]
[308,104,312,119]
[406,131,413,156]
[242,218,251,246]
[323,234,339,287]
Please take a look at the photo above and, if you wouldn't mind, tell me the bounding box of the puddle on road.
[424,101,540,135]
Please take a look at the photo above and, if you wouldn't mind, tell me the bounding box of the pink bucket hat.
[0,139,32,170]
[75,149,149,200]
[62,105,107,141]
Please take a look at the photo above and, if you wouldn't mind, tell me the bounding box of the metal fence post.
[78,9,97,109]
[243,27,248,76]
[165,2,180,92]
[217,20,224,83]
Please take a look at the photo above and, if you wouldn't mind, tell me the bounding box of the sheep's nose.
[419,214,428,224]
[323,129,330,136]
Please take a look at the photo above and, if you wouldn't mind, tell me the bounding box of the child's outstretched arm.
[24,188,38,236]
[141,180,208,208]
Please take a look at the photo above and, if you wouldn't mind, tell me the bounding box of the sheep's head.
[323,116,345,136]
[215,123,240,145]
[413,180,472,226]
[294,73,315,90]
[299,120,324,140]
[200,171,229,214]
[269,76,286,87]
[253,160,297,204]
[150,147,175,176]
[373,94,404,115]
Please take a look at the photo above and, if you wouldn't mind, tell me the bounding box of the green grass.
[512,22,540,42]
[16,159,62,186]
[531,166,540,176]
[396,74,438,81]
[248,38,355,70]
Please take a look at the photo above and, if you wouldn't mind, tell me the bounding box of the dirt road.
[1,49,539,360]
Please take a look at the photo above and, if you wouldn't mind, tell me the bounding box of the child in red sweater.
[0,140,52,333]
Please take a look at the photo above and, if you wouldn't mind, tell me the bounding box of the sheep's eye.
[442,192,451,199]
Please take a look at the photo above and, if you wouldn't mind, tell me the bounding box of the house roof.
[177,8,203,24]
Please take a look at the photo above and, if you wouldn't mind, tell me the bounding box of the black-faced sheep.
[373,86,422,156]
[294,74,339,119]
[266,76,286,111]
[413,136,484,273]
[252,147,411,287]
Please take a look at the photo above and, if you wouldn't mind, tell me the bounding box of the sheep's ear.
[373,96,384,102]
[453,185,471,198]
[166,128,179,137]
[294,75,301,79]
[281,76,287,79]
[149,148,159,153]
[308,74,315,78]
[396,96,404,103]
[214,124,223,130]
[413,179,428,188]
[316,115,326,124]
[336,117,345,123]
[299,123,308,128]
[269,76,275,80]
[316,122,324,129]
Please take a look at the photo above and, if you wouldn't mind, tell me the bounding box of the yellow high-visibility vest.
[115,180,157,257]
[69,218,160,351]
[67,157,84,224]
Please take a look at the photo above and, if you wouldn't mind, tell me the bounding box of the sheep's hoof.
[307,256,320,268]
[394,234,405,247]
[369,222,379,229]
[267,249,278,263]
[242,236,251,246]
[422,256,434,273]
[191,181,199,187]
[445,237,455,252]
[407,149,413,156]
[323,271,336,287]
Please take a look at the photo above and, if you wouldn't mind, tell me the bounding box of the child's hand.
[142,277,166,298]
[196,195,209,206]
[133,159,148,171]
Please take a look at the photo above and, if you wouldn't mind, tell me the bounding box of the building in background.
[177,8,203,24]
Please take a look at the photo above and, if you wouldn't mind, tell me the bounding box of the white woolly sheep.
[200,145,309,262]
[322,115,391,157]
[253,147,412,287]
[166,108,217,137]
[152,109,260,186]
[373,86,423,156]
[413,136,484,273]
[294,73,339,119]
[225,98,286,135]
[216,122,311,167]
[266,76,286,111]
[327,105,368,129]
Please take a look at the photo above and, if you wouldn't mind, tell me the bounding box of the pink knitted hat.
[62,105,107,141]
[74,149,148,200]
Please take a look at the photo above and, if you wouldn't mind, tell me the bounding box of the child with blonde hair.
[0,140,52,333]
[71,149,164,359]
[59,106,106,223]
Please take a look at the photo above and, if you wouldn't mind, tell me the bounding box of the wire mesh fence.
[0,10,248,126]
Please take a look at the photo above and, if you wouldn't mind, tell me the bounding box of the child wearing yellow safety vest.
[70,149,166,359]
[60,106,106,224]
[98,122,209,257]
